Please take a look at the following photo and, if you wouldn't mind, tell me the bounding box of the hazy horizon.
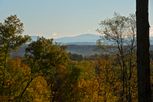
[0,0,153,38]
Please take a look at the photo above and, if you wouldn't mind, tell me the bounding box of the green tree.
[23,37,70,101]
[0,15,30,96]
[0,15,30,67]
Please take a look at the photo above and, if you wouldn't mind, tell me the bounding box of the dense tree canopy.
[0,12,152,102]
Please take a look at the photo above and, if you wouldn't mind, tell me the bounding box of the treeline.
[0,15,152,102]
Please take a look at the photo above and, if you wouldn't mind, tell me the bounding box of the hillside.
[55,34,100,45]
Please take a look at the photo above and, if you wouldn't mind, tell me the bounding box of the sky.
[0,0,153,38]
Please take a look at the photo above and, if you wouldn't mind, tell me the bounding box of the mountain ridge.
[30,33,153,45]
[54,34,100,44]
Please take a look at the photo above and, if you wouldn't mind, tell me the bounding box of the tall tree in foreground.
[0,15,30,96]
[136,0,152,102]
[0,15,30,67]
[97,13,137,102]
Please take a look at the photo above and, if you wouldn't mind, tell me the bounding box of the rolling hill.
[55,34,100,45]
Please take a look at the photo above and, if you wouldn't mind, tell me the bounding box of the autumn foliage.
[0,14,152,102]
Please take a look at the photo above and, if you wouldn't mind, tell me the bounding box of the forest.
[0,14,151,102]
[0,0,152,102]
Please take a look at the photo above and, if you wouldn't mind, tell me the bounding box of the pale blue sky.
[0,0,153,38]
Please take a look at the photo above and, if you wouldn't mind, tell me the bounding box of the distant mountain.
[29,34,101,45]
[30,36,39,41]
[10,44,27,57]
[66,45,102,56]
[150,36,153,45]
[30,34,153,45]
[55,34,100,45]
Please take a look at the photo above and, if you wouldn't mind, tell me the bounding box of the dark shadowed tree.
[136,0,152,102]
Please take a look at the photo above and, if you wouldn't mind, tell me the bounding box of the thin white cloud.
[48,32,61,39]
[52,33,57,37]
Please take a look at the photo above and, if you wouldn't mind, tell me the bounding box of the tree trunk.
[136,0,152,102]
